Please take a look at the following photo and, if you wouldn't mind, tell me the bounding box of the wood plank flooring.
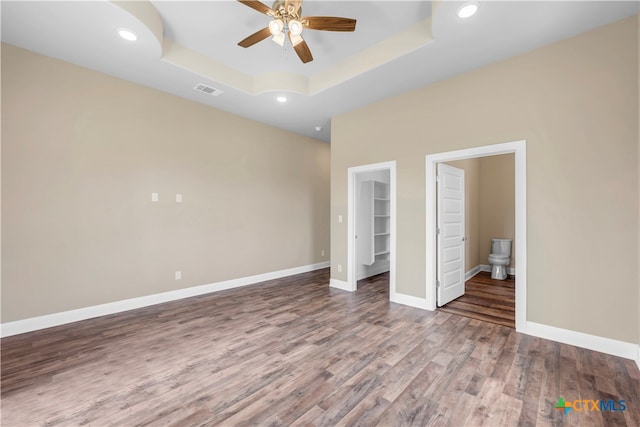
[438,271,515,328]
[2,268,639,426]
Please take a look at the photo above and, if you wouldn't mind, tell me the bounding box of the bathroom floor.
[438,271,515,328]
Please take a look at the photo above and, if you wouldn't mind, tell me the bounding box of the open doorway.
[345,161,396,299]
[437,156,515,328]
[426,141,527,332]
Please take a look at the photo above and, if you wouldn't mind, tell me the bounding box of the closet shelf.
[360,179,391,267]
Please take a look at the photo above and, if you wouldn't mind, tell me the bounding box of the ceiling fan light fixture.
[289,19,303,36]
[272,32,286,46]
[269,19,284,35]
[457,1,479,19]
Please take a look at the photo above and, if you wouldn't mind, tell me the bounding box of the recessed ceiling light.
[457,2,479,19]
[315,126,322,132]
[117,28,138,41]
[277,96,287,103]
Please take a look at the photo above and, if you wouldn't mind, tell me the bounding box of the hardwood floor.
[2,268,639,426]
[439,271,515,328]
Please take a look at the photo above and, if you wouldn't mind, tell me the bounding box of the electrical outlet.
[175,271,182,280]
[338,215,343,223]
[321,249,325,257]
[338,264,342,272]
[151,193,159,202]
[176,194,182,203]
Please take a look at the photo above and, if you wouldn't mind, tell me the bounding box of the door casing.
[346,161,396,297]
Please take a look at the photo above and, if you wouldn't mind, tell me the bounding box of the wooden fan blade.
[291,36,313,63]
[238,27,272,48]
[237,0,274,16]
[303,16,357,32]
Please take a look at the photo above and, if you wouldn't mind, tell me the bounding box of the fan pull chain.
[281,36,290,62]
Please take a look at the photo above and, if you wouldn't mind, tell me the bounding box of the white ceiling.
[2,1,638,143]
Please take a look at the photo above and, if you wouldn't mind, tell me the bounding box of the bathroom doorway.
[426,140,527,332]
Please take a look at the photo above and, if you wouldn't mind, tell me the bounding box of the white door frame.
[347,161,396,296]
[426,140,527,332]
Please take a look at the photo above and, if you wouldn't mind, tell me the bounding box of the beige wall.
[1,44,330,322]
[331,16,639,343]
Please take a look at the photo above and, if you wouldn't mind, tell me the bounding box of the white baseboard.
[526,321,639,363]
[329,278,353,292]
[465,265,482,281]
[1,261,330,338]
[480,264,516,276]
[390,292,430,310]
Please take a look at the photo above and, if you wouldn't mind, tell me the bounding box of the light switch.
[338,215,343,223]
[176,194,182,203]
[151,193,159,202]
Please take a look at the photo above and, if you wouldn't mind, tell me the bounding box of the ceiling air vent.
[194,83,223,96]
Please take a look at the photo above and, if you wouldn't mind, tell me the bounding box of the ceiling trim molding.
[113,0,433,97]
[310,18,433,95]
[162,40,256,91]
[161,18,433,97]
[111,0,164,54]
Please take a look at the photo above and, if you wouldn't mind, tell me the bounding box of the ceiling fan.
[236,0,357,64]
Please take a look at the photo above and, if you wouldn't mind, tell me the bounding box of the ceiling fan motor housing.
[272,0,302,16]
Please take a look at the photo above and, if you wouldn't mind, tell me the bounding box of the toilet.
[488,238,512,280]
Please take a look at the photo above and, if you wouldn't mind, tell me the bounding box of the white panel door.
[437,164,465,306]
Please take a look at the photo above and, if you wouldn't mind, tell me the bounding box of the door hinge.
[436,227,440,235]
[436,280,441,288]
